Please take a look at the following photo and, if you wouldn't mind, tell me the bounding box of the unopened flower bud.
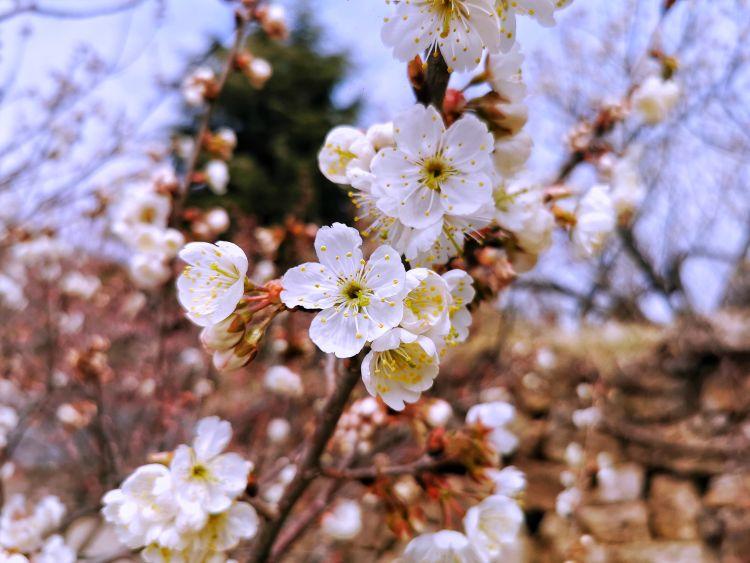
[212,346,255,372]
[257,4,288,40]
[200,313,246,351]
[245,58,272,89]
[468,92,527,137]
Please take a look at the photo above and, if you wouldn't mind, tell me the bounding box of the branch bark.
[248,356,362,563]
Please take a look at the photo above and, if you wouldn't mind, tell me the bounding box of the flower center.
[421,157,453,191]
[190,464,210,479]
[431,0,469,37]
[373,343,432,391]
[340,279,371,307]
[139,206,157,223]
[405,281,444,320]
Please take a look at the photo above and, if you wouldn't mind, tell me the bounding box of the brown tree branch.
[248,356,362,563]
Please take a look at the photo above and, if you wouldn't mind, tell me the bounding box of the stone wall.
[489,313,750,562]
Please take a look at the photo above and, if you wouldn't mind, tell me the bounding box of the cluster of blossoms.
[177,241,283,371]
[333,396,388,455]
[382,0,572,71]
[280,222,475,409]
[0,494,75,562]
[175,127,238,197]
[102,417,258,561]
[402,405,527,562]
[111,166,185,289]
[0,232,73,311]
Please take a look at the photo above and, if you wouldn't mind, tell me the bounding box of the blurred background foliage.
[184,11,360,224]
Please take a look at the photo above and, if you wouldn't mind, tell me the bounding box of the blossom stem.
[248,355,363,562]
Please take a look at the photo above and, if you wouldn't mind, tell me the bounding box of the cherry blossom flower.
[466,401,518,455]
[182,66,216,107]
[0,495,66,553]
[361,327,440,410]
[281,223,407,358]
[571,184,616,258]
[317,126,375,184]
[28,535,75,563]
[177,241,249,327]
[441,269,476,347]
[425,398,453,427]
[372,104,494,230]
[0,405,19,448]
[632,75,680,124]
[170,417,253,527]
[485,465,526,497]
[102,418,259,560]
[321,500,363,541]
[401,268,451,335]
[497,0,556,52]
[463,494,524,560]
[409,206,494,267]
[488,43,526,103]
[263,365,304,398]
[494,183,554,255]
[206,160,230,195]
[403,530,486,562]
[493,132,533,179]
[382,0,502,72]
[101,464,178,549]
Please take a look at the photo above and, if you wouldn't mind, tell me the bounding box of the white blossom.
[206,160,230,195]
[0,405,19,448]
[441,269,476,347]
[317,126,375,184]
[571,184,616,258]
[280,223,407,358]
[129,253,172,290]
[177,241,249,327]
[0,273,27,311]
[555,486,581,518]
[493,132,533,179]
[372,104,494,230]
[205,208,231,234]
[609,149,645,218]
[425,398,453,427]
[321,500,362,541]
[103,417,259,560]
[32,535,75,563]
[366,121,395,151]
[485,466,526,498]
[632,75,680,124]
[247,58,273,89]
[466,401,518,455]
[361,328,440,411]
[183,66,216,107]
[494,184,554,255]
[497,0,557,52]
[401,268,451,336]
[267,418,291,444]
[0,495,65,553]
[101,464,178,549]
[488,43,526,103]
[60,272,101,300]
[112,185,171,233]
[263,365,304,398]
[382,0,502,72]
[170,417,253,528]
[463,494,524,560]
[403,530,486,562]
